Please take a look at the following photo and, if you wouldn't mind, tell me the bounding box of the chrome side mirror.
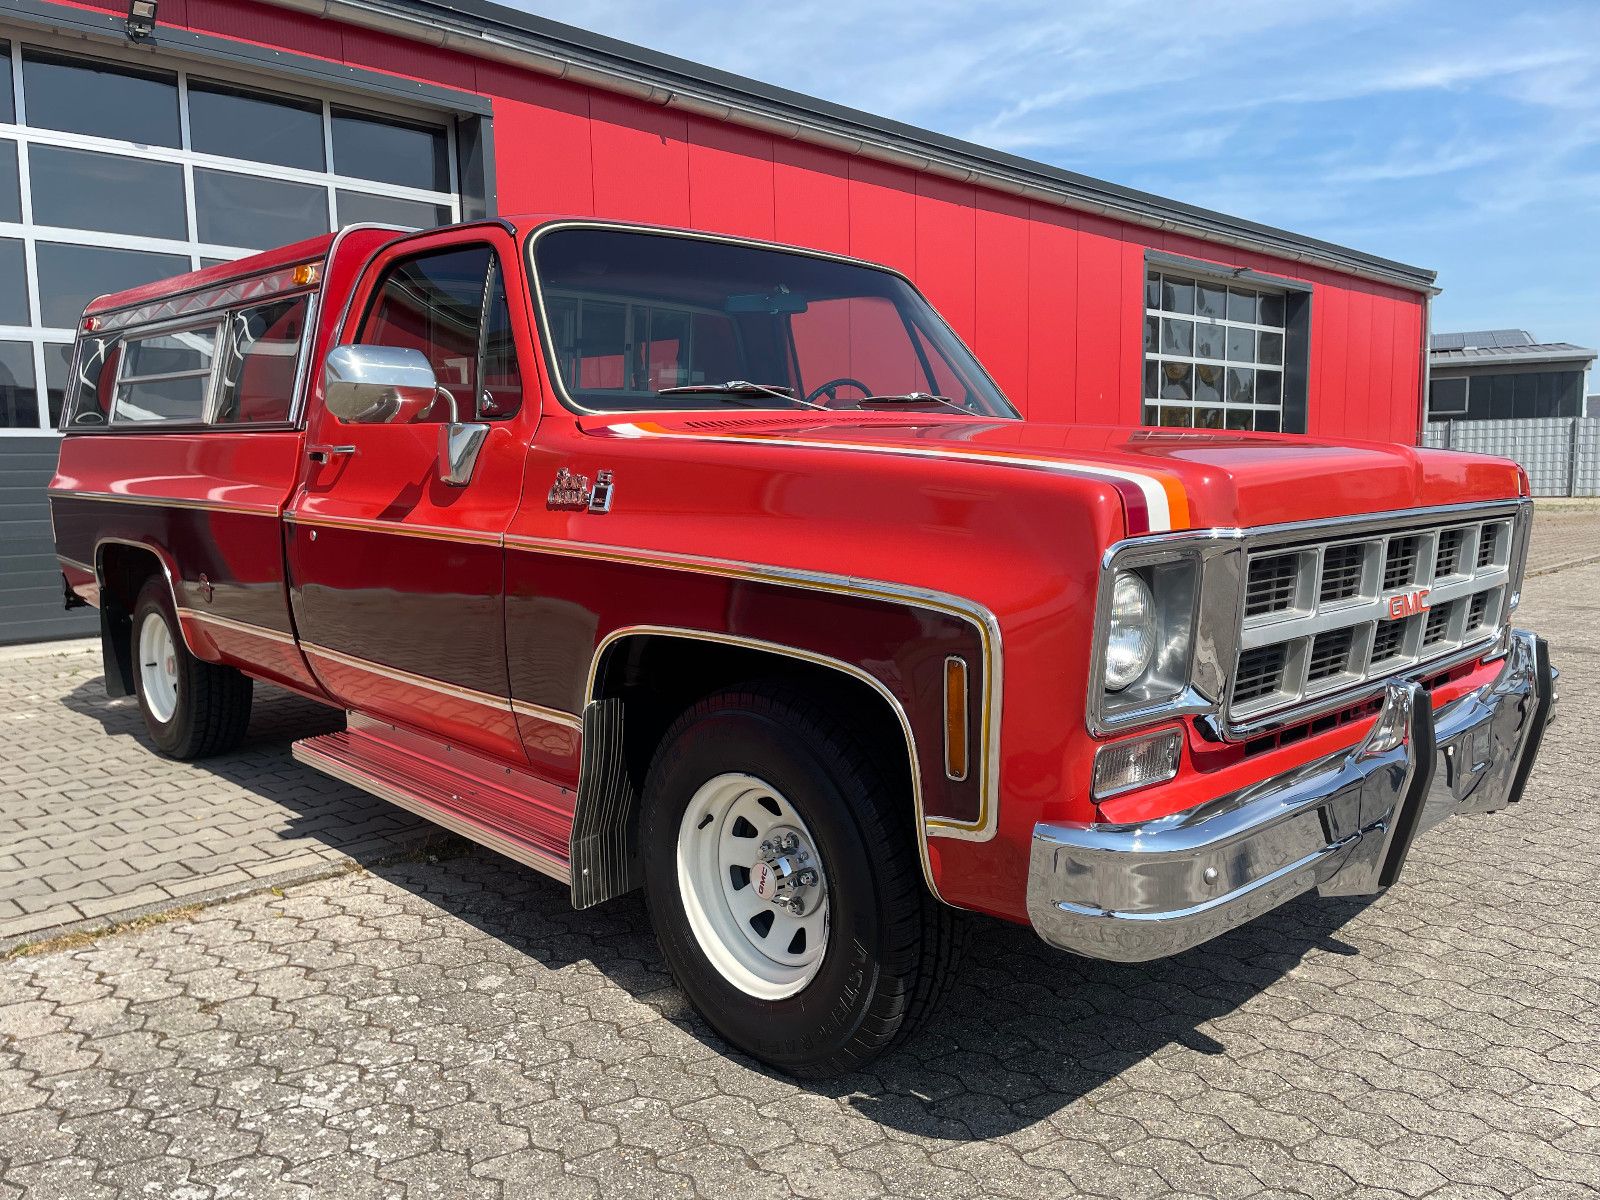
[323,344,441,424]
[323,343,490,487]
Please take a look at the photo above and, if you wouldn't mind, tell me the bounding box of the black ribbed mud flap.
[569,698,642,909]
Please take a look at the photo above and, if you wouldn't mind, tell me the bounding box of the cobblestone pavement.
[0,647,432,945]
[1526,501,1600,575]
[0,565,1595,1197]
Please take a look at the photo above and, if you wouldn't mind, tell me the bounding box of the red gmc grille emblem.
[1385,588,1431,620]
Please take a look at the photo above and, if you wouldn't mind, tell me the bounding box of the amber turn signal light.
[944,656,969,781]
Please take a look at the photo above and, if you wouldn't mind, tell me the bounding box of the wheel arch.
[571,625,939,908]
[94,537,194,697]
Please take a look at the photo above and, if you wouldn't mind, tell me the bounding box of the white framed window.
[1142,269,1299,433]
[0,35,462,435]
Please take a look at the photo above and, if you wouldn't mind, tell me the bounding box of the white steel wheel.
[676,772,829,1000]
[137,609,180,724]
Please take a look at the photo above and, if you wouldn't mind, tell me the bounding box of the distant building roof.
[1431,329,1535,351]
[1430,330,1596,368]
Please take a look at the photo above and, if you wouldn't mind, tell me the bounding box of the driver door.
[285,226,537,762]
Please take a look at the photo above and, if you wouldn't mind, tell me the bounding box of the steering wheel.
[803,376,872,407]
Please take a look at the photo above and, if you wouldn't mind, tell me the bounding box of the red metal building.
[0,0,1436,641]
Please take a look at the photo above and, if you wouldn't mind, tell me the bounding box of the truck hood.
[584,411,1526,535]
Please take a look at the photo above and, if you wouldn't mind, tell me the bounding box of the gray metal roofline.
[1431,348,1598,368]
[265,0,1438,294]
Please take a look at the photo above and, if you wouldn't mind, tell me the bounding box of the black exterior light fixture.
[126,0,159,40]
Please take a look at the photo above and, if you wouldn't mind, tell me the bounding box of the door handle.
[307,444,357,464]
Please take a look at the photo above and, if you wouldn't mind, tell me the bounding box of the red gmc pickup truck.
[49,217,1555,1076]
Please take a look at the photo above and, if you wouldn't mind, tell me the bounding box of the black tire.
[639,684,964,1077]
[131,577,253,759]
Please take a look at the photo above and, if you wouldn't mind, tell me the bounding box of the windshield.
[529,227,1018,417]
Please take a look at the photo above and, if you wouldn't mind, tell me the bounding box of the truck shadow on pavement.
[59,677,444,867]
[60,674,1378,1140]
[352,845,1380,1141]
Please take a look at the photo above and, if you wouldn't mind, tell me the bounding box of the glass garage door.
[0,38,462,434]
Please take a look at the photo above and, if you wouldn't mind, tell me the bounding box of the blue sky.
[509,0,1599,389]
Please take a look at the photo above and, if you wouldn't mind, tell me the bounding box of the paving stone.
[0,654,432,947]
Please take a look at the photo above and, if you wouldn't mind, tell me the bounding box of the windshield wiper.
[852,392,968,413]
[656,380,827,410]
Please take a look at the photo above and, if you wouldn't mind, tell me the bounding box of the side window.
[358,244,522,421]
[214,296,308,425]
[111,324,218,425]
[60,334,120,427]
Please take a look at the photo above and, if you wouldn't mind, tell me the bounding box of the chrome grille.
[1319,543,1365,604]
[1422,601,1454,648]
[1306,628,1355,684]
[1370,616,1409,664]
[1234,645,1286,705]
[1477,525,1500,569]
[1383,536,1420,589]
[1434,527,1467,578]
[1227,509,1518,727]
[1468,589,1496,632]
[1245,553,1300,617]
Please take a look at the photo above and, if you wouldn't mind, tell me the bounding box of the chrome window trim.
[1087,498,1534,742]
[287,220,404,429]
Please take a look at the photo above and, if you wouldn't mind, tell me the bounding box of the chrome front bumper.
[1029,630,1556,962]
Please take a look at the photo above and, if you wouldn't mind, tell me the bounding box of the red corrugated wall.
[74,0,1427,442]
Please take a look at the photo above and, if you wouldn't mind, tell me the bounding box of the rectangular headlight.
[1100,555,1198,720]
